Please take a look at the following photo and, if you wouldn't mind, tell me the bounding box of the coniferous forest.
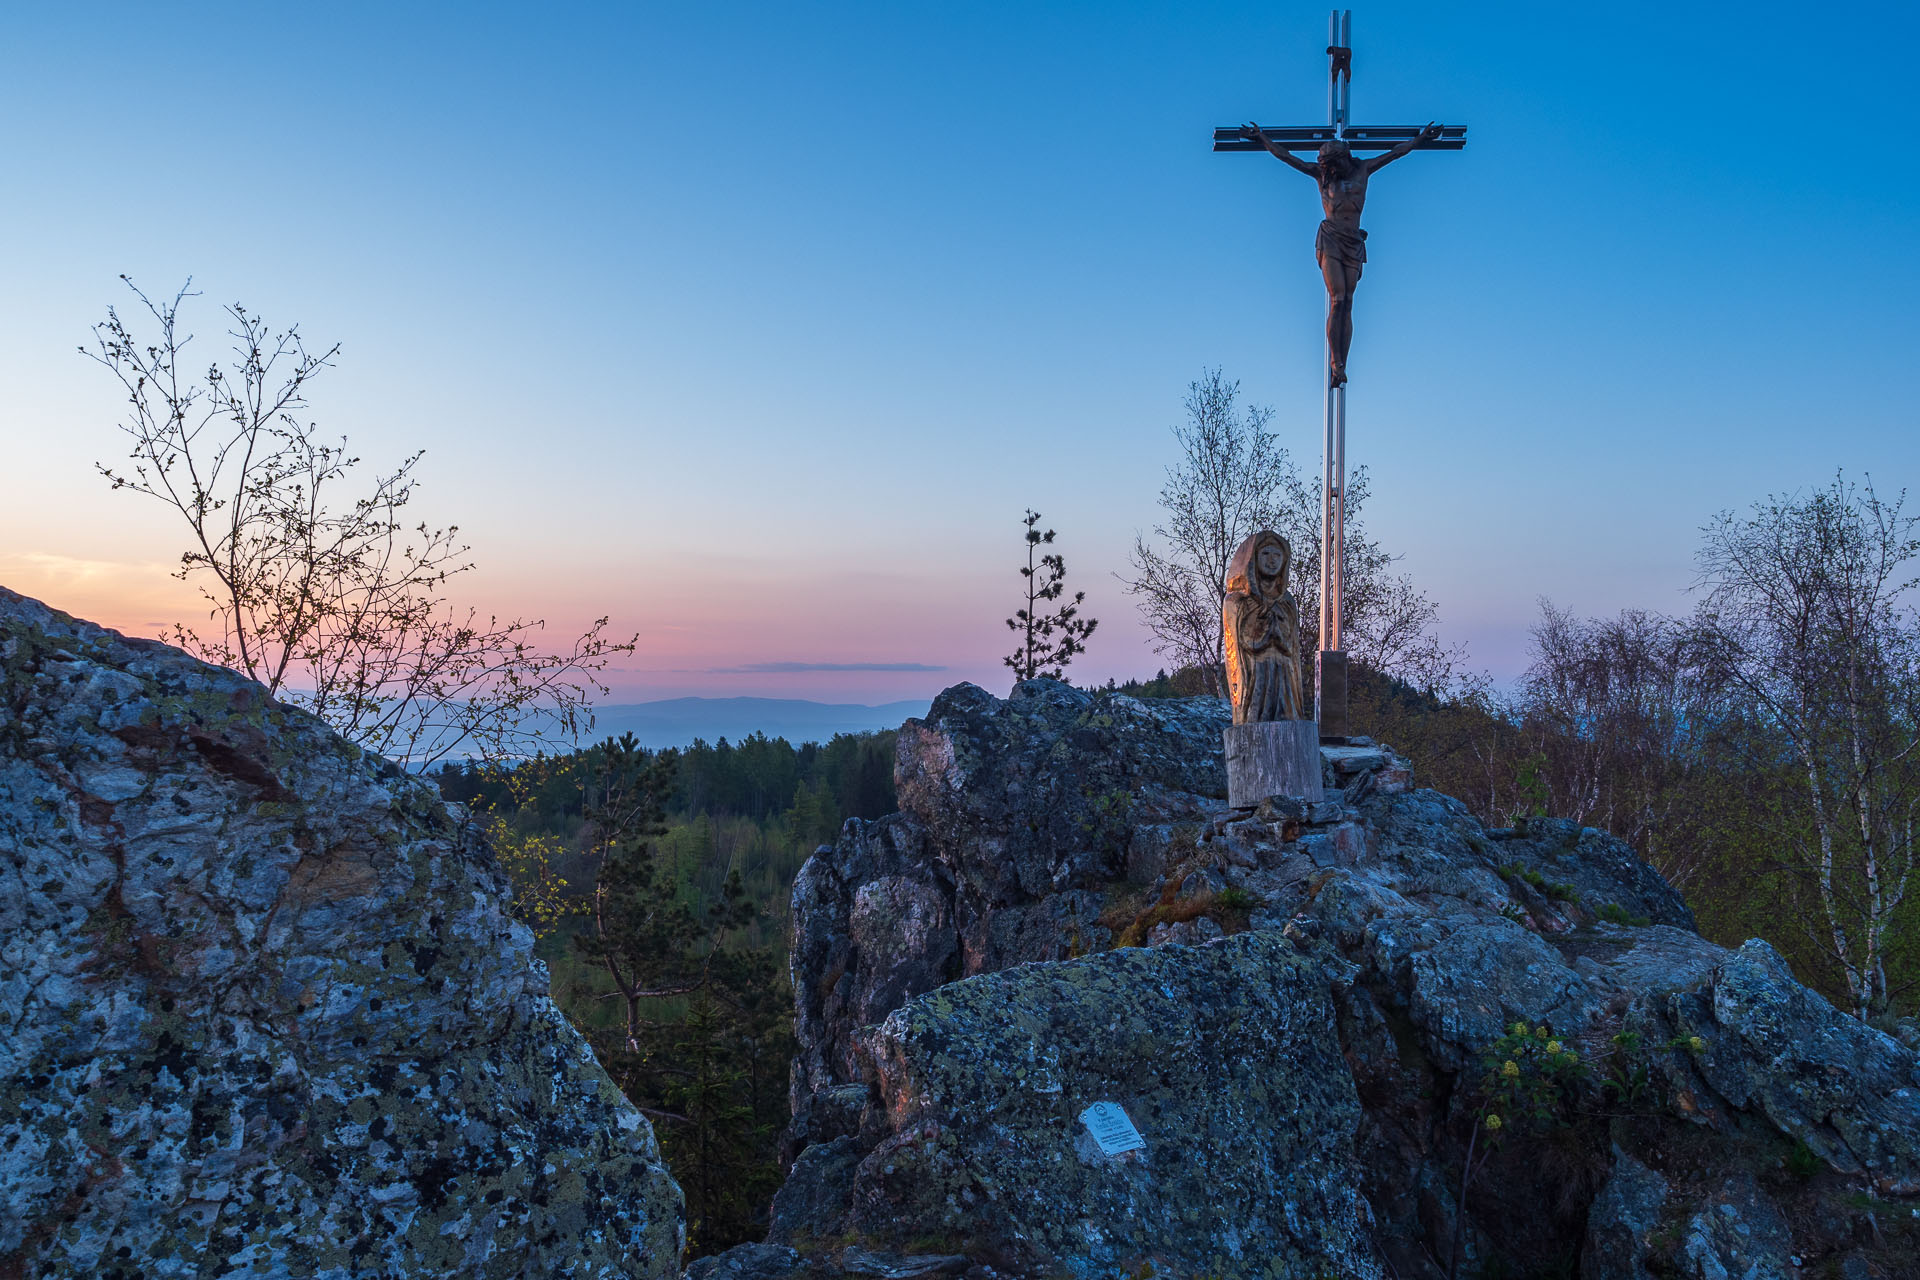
[430,731,896,1253]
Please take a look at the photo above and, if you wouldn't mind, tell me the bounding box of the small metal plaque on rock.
[1079,1101,1146,1156]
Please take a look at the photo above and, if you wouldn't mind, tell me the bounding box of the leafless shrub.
[89,278,633,767]
[1514,603,1709,884]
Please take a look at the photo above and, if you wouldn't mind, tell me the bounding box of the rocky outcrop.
[787,681,1227,1157]
[1633,938,1920,1195]
[1678,1173,1795,1279]
[746,679,1920,1279]
[0,589,682,1278]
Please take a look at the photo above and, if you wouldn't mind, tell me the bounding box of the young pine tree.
[569,736,783,1251]
[1004,509,1099,683]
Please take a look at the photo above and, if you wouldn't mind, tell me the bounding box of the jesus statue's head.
[1316,139,1355,174]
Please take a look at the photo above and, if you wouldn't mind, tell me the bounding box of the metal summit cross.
[1214,9,1465,739]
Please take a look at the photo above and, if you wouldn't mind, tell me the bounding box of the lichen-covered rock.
[790,680,1228,1150]
[750,680,1920,1280]
[1582,1147,1669,1280]
[766,1136,863,1245]
[1636,938,1920,1194]
[684,1241,977,1280]
[0,588,681,1278]
[1285,789,1708,1076]
[1486,817,1697,932]
[1678,1173,1793,1279]
[893,679,1228,912]
[683,1242,811,1279]
[788,815,955,1155]
[849,931,1379,1279]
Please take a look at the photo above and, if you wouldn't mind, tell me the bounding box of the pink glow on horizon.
[3,534,1560,707]
[0,554,1021,705]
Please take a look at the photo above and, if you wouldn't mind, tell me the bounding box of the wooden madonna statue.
[1221,531,1323,804]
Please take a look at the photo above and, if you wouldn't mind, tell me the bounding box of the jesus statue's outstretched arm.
[1363,121,1443,174]
[1241,123,1317,177]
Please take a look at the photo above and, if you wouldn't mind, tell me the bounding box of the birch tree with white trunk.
[1692,474,1920,1019]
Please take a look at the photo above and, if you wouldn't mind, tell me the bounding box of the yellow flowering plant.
[1452,1022,1590,1278]
[1478,1022,1589,1134]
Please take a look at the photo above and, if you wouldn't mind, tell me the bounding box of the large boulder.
[892,680,1229,914]
[0,589,682,1278]
[847,931,1377,1279]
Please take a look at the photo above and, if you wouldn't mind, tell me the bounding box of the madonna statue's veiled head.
[1226,530,1292,600]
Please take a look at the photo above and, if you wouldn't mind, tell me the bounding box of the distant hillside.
[577,696,932,750]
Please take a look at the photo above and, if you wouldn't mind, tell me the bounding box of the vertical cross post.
[1213,9,1462,741]
[1318,8,1353,739]
[1327,8,1350,137]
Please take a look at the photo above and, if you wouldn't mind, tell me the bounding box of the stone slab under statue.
[1222,531,1324,806]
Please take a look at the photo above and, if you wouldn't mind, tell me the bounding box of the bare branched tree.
[1691,474,1920,1018]
[1120,368,1467,697]
[1515,603,1710,885]
[89,278,633,767]
[1119,371,1298,696]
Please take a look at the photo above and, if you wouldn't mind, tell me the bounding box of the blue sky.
[3,1,1916,702]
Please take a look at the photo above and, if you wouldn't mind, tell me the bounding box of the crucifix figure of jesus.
[1241,120,1442,388]
[1213,9,1465,740]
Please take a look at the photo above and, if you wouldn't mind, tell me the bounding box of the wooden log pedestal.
[1223,719,1324,808]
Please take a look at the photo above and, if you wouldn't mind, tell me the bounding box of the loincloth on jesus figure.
[1315,219,1367,268]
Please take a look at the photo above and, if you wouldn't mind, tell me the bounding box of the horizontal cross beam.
[1212,124,1467,153]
